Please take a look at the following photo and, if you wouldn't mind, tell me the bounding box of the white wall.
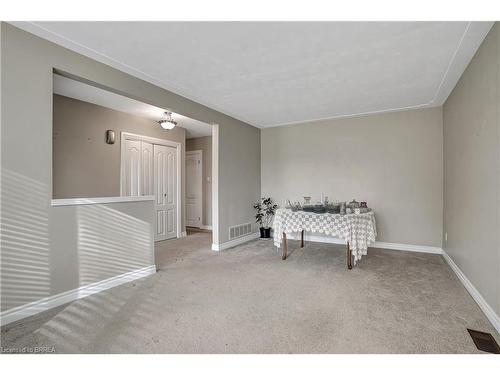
[443,23,500,316]
[261,107,443,247]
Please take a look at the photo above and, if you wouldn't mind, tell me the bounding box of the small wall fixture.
[105,130,115,144]
[158,111,177,130]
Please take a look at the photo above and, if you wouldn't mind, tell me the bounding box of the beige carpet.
[1,231,498,353]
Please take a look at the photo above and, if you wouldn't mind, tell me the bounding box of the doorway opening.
[51,71,218,248]
[186,150,203,229]
[185,133,213,237]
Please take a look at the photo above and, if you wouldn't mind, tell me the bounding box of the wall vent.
[229,223,252,240]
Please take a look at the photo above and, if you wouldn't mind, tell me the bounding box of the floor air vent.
[229,223,252,240]
[467,329,500,353]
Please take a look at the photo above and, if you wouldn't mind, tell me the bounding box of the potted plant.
[253,197,278,238]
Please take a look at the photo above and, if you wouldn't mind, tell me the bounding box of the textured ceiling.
[14,22,493,127]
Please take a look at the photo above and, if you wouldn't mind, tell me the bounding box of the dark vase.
[260,227,271,238]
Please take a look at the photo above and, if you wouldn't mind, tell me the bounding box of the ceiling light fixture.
[158,111,177,130]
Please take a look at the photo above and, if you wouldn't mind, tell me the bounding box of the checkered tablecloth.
[273,208,377,264]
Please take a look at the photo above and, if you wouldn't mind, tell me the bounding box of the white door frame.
[120,131,182,239]
[186,150,203,228]
[211,124,219,248]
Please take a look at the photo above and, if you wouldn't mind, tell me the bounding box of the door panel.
[154,144,177,241]
[122,139,141,196]
[121,136,178,242]
[186,151,202,228]
[166,152,174,205]
[156,210,163,236]
[167,208,174,233]
[141,141,154,196]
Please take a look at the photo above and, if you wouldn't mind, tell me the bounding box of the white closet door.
[122,139,141,196]
[141,141,154,196]
[186,150,202,228]
[154,144,177,241]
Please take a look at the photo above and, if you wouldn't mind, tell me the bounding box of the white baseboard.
[370,241,442,254]
[442,251,500,334]
[179,231,187,238]
[200,225,213,230]
[212,232,260,251]
[0,265,157,327]
[286,233,443,254]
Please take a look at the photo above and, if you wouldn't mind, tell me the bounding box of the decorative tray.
[303,205,326,214]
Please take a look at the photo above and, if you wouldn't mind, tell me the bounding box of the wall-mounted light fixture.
[105,130,115,144]
[158,111,177,130]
